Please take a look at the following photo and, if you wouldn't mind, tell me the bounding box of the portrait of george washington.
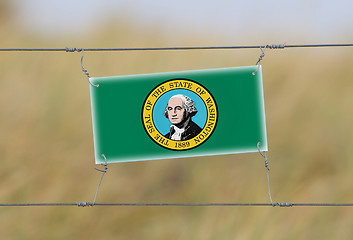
[163,94,202,141]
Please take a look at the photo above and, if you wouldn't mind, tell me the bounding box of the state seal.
[142,79,218,151]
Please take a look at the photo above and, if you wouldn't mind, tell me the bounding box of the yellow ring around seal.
[142,79,218,151]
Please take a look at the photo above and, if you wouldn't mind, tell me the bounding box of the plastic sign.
[90,66,267,164]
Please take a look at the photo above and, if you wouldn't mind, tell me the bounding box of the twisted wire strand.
[0,202,353,207]
[257,142,274,205]
[252,46,267,75]
[0,43,352,52]
[93,154,108,206]
[80,49,99,87]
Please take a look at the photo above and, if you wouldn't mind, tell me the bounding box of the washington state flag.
[90,66,267,164]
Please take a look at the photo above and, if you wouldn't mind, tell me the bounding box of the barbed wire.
[0,43,352,52]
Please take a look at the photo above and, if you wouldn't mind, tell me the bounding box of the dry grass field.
[1,11,353,239]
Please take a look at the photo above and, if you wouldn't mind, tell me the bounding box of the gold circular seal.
[142,79,218,151]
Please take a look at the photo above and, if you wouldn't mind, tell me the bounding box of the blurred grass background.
[1,1,353,239]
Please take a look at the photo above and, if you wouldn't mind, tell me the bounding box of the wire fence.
[1,42,353,208]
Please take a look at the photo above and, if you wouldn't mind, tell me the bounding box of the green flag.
[90,66,267,164]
